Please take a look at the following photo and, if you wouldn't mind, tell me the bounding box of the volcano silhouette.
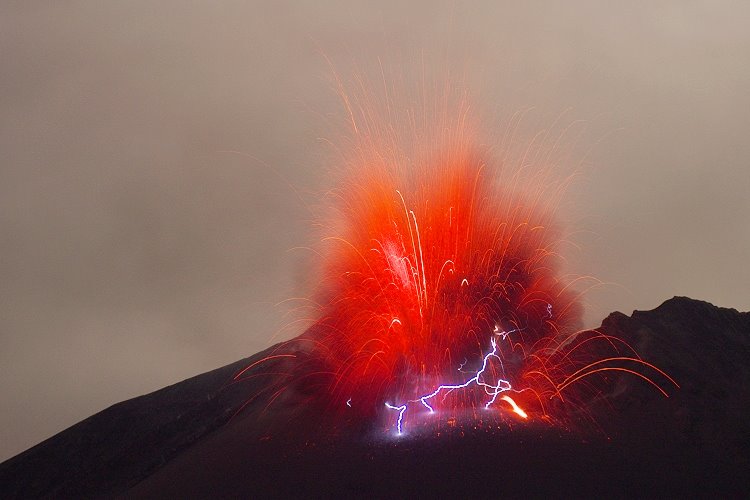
[1,297,748,497]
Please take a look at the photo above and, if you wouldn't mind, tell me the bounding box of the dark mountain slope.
[1,297,748,497]
[0,346,295,497]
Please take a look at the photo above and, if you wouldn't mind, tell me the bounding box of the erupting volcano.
[2,73,746,497]
[231,79,678,438]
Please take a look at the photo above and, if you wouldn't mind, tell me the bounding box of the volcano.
[1,296,748,497]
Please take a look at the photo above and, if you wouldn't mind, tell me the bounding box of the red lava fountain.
[299,81,584,424]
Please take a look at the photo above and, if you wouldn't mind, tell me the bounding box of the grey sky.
[1,1,748,461]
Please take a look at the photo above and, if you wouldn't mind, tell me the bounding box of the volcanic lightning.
[386,334,517,434]
[383,304,554,433]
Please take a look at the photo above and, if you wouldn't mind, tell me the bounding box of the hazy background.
[1,1,748,461]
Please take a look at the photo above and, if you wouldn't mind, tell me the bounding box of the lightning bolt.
[384,403,407,434]
[385,336,518,434]
[384,306,552,434]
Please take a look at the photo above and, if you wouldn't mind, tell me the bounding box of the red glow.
[304,106,582,419]
[251,73,677,433]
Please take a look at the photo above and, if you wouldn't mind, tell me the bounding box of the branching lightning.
[385,336,509,434]
[384,316,538,434]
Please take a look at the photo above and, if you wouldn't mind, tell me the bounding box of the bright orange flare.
[500,395,528,419]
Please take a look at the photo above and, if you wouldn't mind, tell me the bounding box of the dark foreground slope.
[1,297,749,497]
[0,353,275,497]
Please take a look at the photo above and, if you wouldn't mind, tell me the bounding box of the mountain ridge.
[1,296,748,497]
